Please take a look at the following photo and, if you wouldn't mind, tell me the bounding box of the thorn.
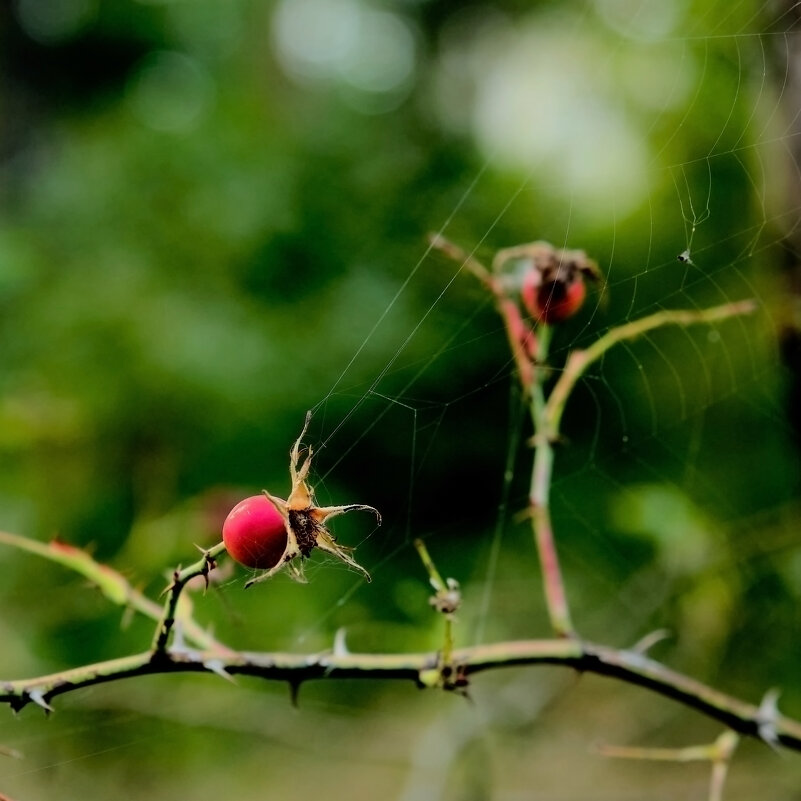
[27,689,53,713]
[288,680,301,708]
[756,687,782,751]
[631,628,672,654]
[203,659,236,683]
[332,628,350,658]
[187,547,217,591]
[456,686,473,703]
[449,665,471,699]
[160,568,181,597]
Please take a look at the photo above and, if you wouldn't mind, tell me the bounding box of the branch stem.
[428,233,537,389]
[413,539,460,673]
[528,325,574,637]
[4,639,800,752]
[545,300,757,437]
[0,531,228,652]
[151,542,228,654]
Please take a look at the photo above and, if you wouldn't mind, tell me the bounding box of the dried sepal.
[243,413,380,587]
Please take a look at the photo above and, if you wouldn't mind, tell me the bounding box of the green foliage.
[1,0,800,799]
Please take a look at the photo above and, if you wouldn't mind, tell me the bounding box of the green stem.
[0,531,229,652]
[544,300,757,438]
[413,538,447,592]
[528,325,574,637]
[597,730,738,801]
[151,542,229,654]
[414,539,458,672]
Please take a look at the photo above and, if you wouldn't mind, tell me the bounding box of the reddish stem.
[499,297,537,390]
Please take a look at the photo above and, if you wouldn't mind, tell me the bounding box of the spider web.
[4,2,801,801]
[273,4,801,798]
[299,6,793,602]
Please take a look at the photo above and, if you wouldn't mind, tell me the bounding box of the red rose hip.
[223,495,288,569]
[522,271,587,324]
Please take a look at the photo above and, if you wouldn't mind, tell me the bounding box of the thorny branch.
[0,230,793,801]
[1,633,800,752]
[151,541,230,655]
[429,234,758,641]
[423,233,793,786]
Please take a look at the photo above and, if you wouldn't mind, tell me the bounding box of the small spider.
[244,412,381,587]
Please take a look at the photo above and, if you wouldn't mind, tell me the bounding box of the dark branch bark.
[3,638,800,751]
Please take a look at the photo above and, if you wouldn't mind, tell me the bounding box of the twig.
[413,539,462,688]
[151,542,229,655]
[597,730,739,801]
[428,233,537,389]
[0,531,228,652]
[530,300,756,640]
[428,233,492,286]
[544,301,758,438]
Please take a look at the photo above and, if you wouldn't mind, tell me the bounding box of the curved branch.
[2,638,799,751]
[0,531,229,653]
[545,300,758,437]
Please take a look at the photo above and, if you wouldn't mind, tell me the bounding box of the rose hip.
[222,495,288,570]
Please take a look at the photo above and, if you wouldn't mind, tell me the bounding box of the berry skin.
[522,272,587,324]
[223,495,288,570]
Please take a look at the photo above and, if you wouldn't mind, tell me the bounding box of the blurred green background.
[1,0,800,798]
